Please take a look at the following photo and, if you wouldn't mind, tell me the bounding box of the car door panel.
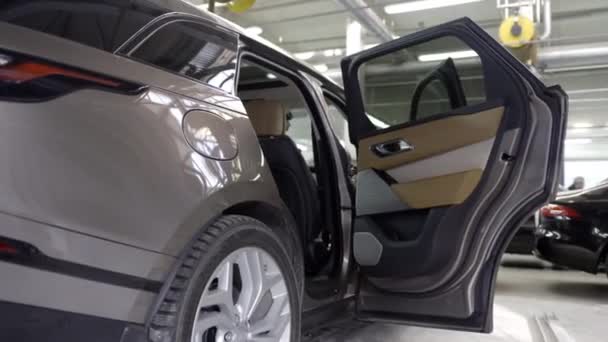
[386,138,494,187]
[358,105,504,170]
[357,104,504,210]
[342,17,566,332]
[390,169,483,208]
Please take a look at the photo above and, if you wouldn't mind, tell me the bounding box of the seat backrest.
[244,99,287,137]
[244,100,322,272]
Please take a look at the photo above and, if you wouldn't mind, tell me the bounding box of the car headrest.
[244,100,287,136]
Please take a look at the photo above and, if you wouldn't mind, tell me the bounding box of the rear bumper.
[0,300,146,342]
[535,237,598,273]
[534,218,605,272]
[0,259,156,323]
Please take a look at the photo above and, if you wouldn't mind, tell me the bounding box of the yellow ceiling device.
[227,0,256,13]
[499,15,536,48]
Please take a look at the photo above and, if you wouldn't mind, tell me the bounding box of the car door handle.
[371,139,414,157]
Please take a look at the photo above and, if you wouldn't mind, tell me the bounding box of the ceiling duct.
[335,0,394,43]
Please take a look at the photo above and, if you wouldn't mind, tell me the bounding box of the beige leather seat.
[244,100,288,137]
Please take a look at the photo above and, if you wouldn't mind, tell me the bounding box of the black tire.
[148,215,302,342]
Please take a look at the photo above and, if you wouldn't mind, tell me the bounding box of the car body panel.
[0,211,174,281]
[0,84,279,255]
[0,260,155,323]
[0,22,245,114]
[0,5,296,331]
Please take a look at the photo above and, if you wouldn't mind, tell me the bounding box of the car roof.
[149,0,342,93]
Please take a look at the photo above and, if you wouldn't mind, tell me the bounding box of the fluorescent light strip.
[572,122,593,129]
[244,26,263,36]
[314,64,329,73]
[293,51,315,60]
[418,50,478,62]
[565,138,592,145]
[544,64,608,73]
[385,0,483,14]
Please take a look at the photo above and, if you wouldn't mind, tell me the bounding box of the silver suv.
[0,1,566,342]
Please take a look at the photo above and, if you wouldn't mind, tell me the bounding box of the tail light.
[0,50,142,101]
[540,204,581,219]
[0,240,18,254]
[0,237,39,258]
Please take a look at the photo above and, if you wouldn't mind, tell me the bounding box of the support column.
[346,19,363,56]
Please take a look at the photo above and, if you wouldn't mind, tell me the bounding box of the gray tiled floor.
[311,255,608,342]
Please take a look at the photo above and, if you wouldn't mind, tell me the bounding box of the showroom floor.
[307,255,608,342]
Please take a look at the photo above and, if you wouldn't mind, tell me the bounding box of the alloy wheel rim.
[192,247,291,342]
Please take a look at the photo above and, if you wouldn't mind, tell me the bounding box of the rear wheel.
[192,247,291,342]
[149,215,301,342]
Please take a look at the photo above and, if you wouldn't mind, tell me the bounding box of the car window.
[324,97,357,163]
[129,21,238,93]
[359,35,486,128]
[285,107,315,167]
[0,0,162,52]
[415,78,451,119]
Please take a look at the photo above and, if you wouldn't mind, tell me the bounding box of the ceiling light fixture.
[324,69,343,78]
[323,49,344,57]
[385,0,483,14]
[293,51,315,60]
[572,122,593,128]
[418,50,478,62]
[323,49,335,57]
[314,64,329,73]
[244,26,263,36]
[197,2,228,9]
[565,138,592,145]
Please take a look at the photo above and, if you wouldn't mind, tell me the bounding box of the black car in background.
[535,181,608,275]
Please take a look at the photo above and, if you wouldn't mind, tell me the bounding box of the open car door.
[341,18,566,332]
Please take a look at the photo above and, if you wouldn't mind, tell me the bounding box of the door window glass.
[415,79,451,119]
[324,97,357,163]
[285,108,315,167]
[359,36,486,127]
[130,21,238,93]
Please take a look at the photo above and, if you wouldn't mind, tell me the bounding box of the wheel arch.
[143,200,304,342]
[223,200,304,279]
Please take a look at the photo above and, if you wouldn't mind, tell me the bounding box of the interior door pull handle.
[371,139,414,157]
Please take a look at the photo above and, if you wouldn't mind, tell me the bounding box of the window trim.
[322,90,358,167]
[115,13,240,96]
